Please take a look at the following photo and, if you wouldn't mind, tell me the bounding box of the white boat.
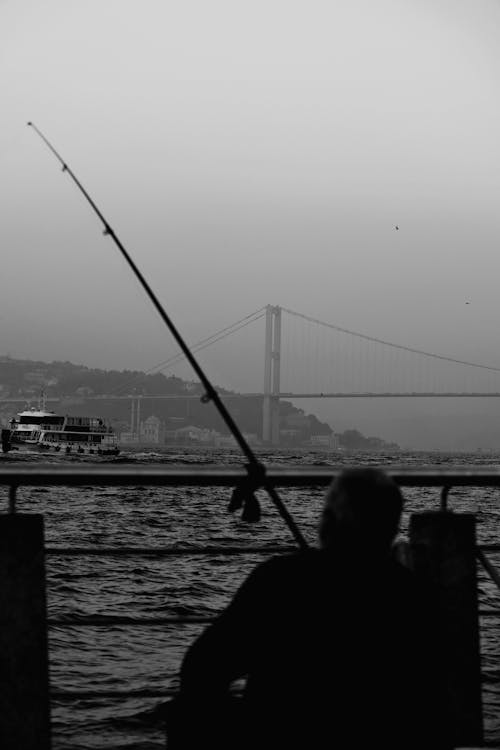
[1,396,119,456]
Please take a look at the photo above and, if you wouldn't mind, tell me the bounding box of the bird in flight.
[394,225,399,230]
[465,301,470,305]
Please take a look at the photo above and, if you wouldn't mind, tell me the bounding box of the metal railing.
[4,463,500,487]
[1,464,500,734]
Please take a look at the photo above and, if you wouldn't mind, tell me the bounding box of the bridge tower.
[262,305,281,444]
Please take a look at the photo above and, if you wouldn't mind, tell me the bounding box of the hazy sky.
[3,0,500,444]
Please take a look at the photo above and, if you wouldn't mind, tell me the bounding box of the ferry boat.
[0,397,119,456]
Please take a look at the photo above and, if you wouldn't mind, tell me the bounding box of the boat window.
[19,415,64,426]
[44,416,65,425]
[67,417,91,426]
[62,432,91,441]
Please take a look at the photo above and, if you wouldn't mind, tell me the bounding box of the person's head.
[319,468,403,555]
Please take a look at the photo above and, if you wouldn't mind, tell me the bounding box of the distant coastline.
[0,355,399,452]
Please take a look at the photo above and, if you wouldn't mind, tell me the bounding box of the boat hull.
[2,433,119,456]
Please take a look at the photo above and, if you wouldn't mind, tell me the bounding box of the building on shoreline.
[120,417,260,447]
[120,415,165,445]
[309,433,340,449]
[164,425,260,447]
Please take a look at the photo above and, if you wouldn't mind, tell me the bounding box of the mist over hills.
[0,356,398,449]
[3,356,498,451]
[0,355,326,440]
[312,398,500,452]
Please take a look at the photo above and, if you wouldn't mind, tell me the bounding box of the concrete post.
[409,512,483,748]
[0,514,51,749]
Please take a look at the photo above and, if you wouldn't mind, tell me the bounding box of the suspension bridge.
[4,304,500,444]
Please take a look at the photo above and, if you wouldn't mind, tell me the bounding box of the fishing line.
[27,122,308,549]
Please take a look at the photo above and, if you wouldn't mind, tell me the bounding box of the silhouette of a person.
[170,468,452,749]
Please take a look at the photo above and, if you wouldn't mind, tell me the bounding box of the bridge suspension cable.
[283,307,500,374]
[110,307,266,396]
[148,308,266,375]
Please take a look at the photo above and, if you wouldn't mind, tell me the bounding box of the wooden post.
[0,514,51,749]
[409,511,483,748]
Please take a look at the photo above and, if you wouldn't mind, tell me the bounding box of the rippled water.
[2,448,499,748]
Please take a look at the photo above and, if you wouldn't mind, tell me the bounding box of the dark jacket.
[177,549,451,749]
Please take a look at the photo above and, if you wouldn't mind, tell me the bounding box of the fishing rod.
[27,122,308,550]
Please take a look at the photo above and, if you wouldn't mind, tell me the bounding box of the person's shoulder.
[265,548,320,568]
[386,557,438,607]
[251,549,321,580]
[386,557,421,587]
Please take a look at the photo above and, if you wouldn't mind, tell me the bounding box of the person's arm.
[167,566,268,750]
[180,559,274,698]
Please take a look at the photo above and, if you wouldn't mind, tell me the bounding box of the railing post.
[409,511,483,747]
[0,513,51,749]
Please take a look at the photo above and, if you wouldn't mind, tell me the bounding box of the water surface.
[2,448,499,748]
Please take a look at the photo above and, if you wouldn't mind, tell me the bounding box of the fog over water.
[3,0,500,447]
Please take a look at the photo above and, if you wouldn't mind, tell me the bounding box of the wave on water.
[3,448,500,747]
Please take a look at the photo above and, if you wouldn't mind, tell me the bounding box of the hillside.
[0,356,332,443]
[0,356,402,449]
